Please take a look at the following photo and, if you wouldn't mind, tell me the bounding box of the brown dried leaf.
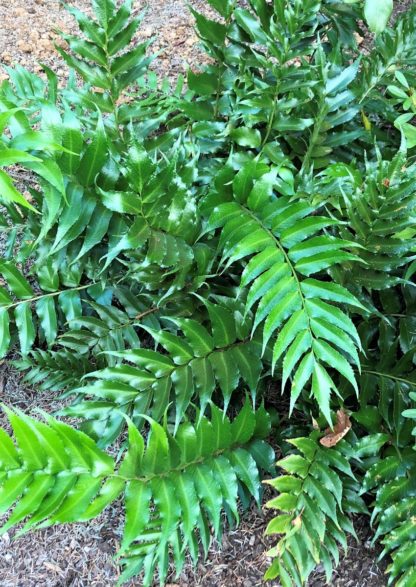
[320,410,351,448]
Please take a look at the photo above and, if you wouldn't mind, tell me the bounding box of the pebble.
[1,52,12,64]
[16,40,32,53]
[1,532,10,545]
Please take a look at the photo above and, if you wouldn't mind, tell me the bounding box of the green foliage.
[358,3,416,108]
[362,444,416,586]
[0,260,89,357]
[321,143,416,294]
[14,349,93,392]
[62,297,263,445]
[265,434,367,585]
[0,403,273,586]
[363,0,393,34]
[403,393,416,438]
[1,0,416,585]
[207,161,362,423]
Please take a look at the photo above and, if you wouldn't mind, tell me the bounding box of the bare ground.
[0,0,410,584]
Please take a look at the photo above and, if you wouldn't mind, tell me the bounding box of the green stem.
[300,101,328,176]
[261,86,280,150]
[361,368,416,388]
[4,282,94,312]
[242,205,312,335]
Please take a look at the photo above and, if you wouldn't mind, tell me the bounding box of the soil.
[0,0,213,84]
[0,0,413,585]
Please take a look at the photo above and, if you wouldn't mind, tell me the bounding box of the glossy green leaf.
[364,0,393,33]
[0,171,37,212]
[77,113,107,186]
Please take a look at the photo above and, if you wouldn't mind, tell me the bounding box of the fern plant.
[61,296,262,445]
[0,402,273,586]
[206,160,363,422]
[1,0,416,585]
[362,447,416,586]
[264,432,369,585]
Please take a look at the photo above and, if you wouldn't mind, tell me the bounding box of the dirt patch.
[0,0,213,84]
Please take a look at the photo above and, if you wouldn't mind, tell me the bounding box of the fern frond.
[326,145,416,292]
[13,350,92,392]
[362,445,416,586]
[189,0,366,168]
[1,147,201,360]
[58,297,144,359]
[265,433,366,586]
[358,355,416,438]
[0,105,65,213]
[0,64,53,107]
[3,0,416,584]
[54,0,179,141]
[0,261,83,356]
[298,50,362,174]
[63,299,263,444]
[57,0,153,113]
[0,402,273,586]
[352,290,416,440]
[358,3,416,105]
[96,144,199,275]
[0,260,122,357]
[208,162,363,422]
[196,0,322,63]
